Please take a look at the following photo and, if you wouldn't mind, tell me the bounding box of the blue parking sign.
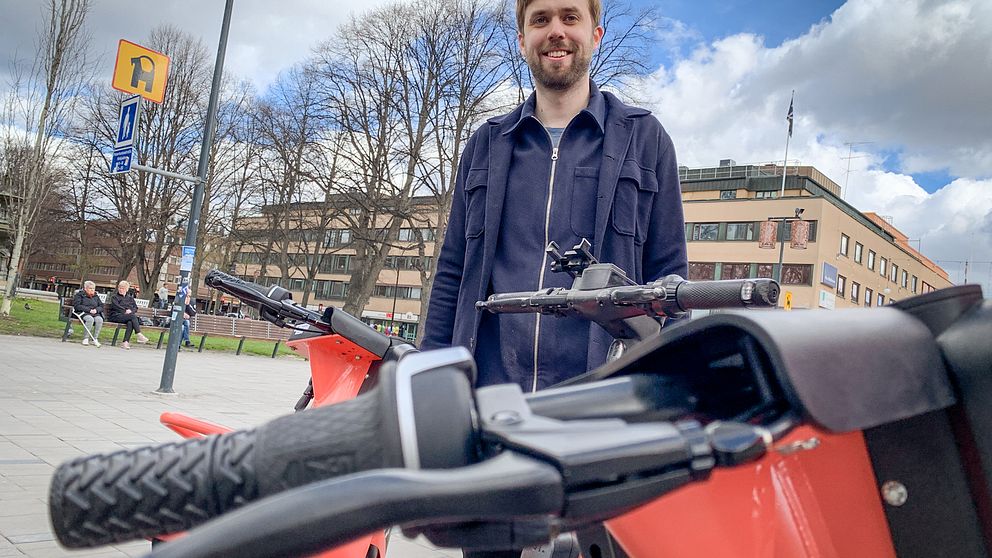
[109,147,133,174]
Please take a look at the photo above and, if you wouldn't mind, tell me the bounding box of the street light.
[763,208,806,283]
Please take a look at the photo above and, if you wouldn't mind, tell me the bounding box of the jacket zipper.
[532,143,559,393]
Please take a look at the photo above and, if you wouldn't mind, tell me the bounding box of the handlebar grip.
[50,389,401,549]
[203,270,289,310]
[673,278,779,311]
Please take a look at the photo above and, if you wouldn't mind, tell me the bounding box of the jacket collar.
[497,80,611,136]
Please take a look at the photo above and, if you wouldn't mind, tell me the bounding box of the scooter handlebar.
[49,389,402,549]
[667,276,780,312]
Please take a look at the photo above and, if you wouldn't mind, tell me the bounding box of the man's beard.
[526,42,592,91]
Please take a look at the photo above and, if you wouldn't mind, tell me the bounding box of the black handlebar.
[49,388,404,549]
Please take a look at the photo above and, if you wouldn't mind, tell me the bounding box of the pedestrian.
[72,280,104,347]
[108,280,148,349]
[422,0,688,393]
[181,301,197,348]
[157,285,170,309]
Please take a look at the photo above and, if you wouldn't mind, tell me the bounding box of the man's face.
[84,285,95,296]
[518,0,603,91]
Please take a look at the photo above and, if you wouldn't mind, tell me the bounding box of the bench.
[189,314,291,358]
[60,299,170,345]
[60,297,290,357]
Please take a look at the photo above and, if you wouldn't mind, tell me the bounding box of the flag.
[786,90,794,137]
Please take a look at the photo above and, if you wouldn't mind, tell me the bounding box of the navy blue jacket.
[422,84,687,388]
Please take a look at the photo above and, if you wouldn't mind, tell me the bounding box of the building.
[680,161,951,310]
[233,200,439,341]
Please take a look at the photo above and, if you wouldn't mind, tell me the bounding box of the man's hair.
[118,280,129,289]
[516,0,601,33]
[83,280,95,289]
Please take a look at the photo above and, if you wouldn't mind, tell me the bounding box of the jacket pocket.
[570,166,599,238]
[465,169,488,239]
[611,160,658,242]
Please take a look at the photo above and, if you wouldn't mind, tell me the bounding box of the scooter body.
[159,331,387,558]
[608,426,896,557]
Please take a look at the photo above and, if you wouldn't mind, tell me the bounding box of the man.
[422,0,687,393]
[181,301,197,348]
[72,281,104,347]
[157,285,170,310]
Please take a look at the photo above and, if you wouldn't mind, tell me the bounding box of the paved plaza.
[0,335,460,558]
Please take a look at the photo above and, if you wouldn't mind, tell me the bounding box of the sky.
[1,0,990,294]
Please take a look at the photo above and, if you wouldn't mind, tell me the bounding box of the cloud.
[0,0,394,94]
[636,0,992,294]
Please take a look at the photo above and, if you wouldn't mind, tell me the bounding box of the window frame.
[839,233,849,256]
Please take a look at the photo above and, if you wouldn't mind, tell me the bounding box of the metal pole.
[779,137,791,197]
[775,219,785,283]
[158,0,234,394]
[389,267,400,333]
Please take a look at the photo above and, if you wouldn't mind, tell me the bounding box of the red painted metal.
[158,331,386,558]
[606,426,896,558]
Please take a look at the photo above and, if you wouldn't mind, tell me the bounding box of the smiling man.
[423,0,687,397]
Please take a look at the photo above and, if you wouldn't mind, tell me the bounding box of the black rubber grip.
[675,278,779,311]
[204,270,276,307]
[50,389,401,549]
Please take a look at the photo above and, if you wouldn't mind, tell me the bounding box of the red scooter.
[47,247,992,557]
[157,271,417,558]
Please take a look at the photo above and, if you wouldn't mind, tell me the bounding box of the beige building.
[232,163,952,336]
[680,162,951,310]
[234,200,438,341]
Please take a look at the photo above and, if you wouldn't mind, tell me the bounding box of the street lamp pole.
[157,0,234,394]
[389,265,400,334]
[767,208,806,283]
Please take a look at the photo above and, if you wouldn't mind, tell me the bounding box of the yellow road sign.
[112,39,170,104]
[784,291,793,311]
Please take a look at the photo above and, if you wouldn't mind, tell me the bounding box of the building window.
[922,281,934,293]
[839,234,849,256]
[725,223,755,241]
[851,281,860,302]
[757,263,775,279]
[755,191,778,199]
[781,264,813,285]
[854,242,863,264]
[398,228,415,242]
[867,250,876,271]
[323,229,352,248]
[865,287,873,307]
[877,293,885,306]
[890,263,898,283]
[837,275,846,297]
[901,270,908,288]
[691,223,719,241]
[720,190,737,200]
[721,263,751,279]
[879,257,887,277]
[688,262,716,280]
[912,275,918,293]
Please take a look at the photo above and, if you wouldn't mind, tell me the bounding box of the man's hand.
[90,309,96,314]
[183,313,189,320]
[125,309,132,314]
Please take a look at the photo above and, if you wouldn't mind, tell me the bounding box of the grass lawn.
[0,297,299,358]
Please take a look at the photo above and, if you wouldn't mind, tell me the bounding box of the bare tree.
[409,0,513,343]
[590,0,658,96]
[0,0,92,315]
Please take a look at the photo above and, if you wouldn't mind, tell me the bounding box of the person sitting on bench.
[72,280,103,347]
[109,280,148,349]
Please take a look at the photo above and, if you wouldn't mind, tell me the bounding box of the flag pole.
[780,90,794,197]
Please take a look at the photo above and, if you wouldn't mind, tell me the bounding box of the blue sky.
[647,0,845,63]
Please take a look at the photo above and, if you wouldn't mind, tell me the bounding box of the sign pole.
[157,0,235,393]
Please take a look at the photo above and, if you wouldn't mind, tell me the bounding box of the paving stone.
[0,335,463,557]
